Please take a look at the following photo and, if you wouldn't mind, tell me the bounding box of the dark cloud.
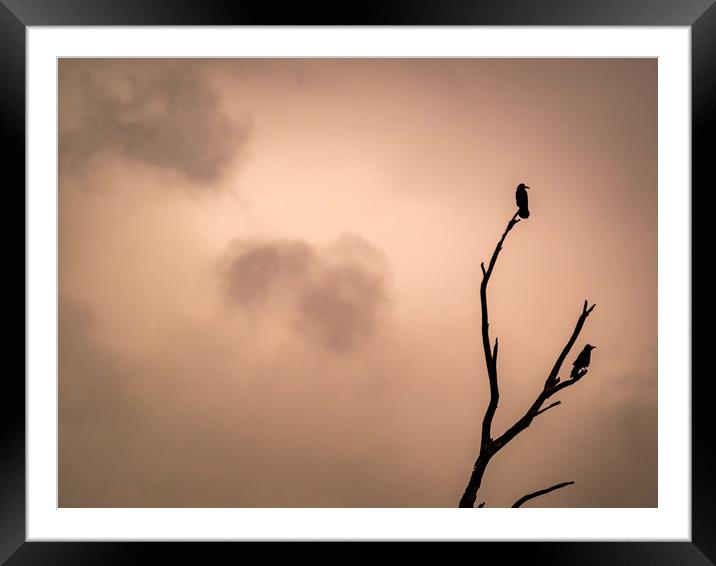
[221,234,389,353]
[59,59,249,185]
[224,240,315,306]
[298,264,385,352]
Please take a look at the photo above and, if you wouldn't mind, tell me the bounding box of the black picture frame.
[4,1,708,563]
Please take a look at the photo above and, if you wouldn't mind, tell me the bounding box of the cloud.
[221,234,390,353]
[224,240,315,306]
[59,60,249,185]
[297,263,385,352]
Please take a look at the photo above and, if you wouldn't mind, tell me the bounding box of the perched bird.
[515,183,531,218]
[571,344,596,378]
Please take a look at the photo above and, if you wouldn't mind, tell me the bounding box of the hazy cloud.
[221,234,389,352]
[59,60,249,185]
[224,240,315,306]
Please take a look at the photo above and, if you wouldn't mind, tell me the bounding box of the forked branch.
[492,301,597,452]
[458,209,596,508]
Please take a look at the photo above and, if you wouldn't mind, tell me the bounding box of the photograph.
[57,57,658,509]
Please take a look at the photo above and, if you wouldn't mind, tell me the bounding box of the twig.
[512,481,575,508]
[535,400,561,416]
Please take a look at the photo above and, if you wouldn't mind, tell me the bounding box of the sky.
[58,58,657,508]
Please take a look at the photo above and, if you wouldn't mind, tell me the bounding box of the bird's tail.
[518,207,530,219]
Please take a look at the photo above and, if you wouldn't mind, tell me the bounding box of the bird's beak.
[525,185,531,189]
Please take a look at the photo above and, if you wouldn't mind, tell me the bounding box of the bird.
[571,344,596,378]
[515,183,531,218]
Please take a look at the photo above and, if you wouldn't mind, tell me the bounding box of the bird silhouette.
[571,344,596,378]
[515,183,531,218]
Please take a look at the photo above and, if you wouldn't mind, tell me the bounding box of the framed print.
[5,1,707,563]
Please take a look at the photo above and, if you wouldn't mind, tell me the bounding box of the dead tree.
[458,211,597,508]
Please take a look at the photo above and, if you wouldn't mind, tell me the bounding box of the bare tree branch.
[458,207,597,509]
[479,213,520,453]
[544,300,596,388]
[459,212,520,508]
[535,400,561,416]
[511,481,575,508]
[492,303,596,453]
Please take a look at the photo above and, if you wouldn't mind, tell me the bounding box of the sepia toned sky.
[58,58,657,508]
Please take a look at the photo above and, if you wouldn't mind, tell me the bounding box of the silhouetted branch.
[544,300,596,388]
[479,213,520,451]
[535,400,561,416]
[511,481,575,508]
[458,207,597,509]
[459,212,520,508]
[484,213,520,281]
[492,302,596,452]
